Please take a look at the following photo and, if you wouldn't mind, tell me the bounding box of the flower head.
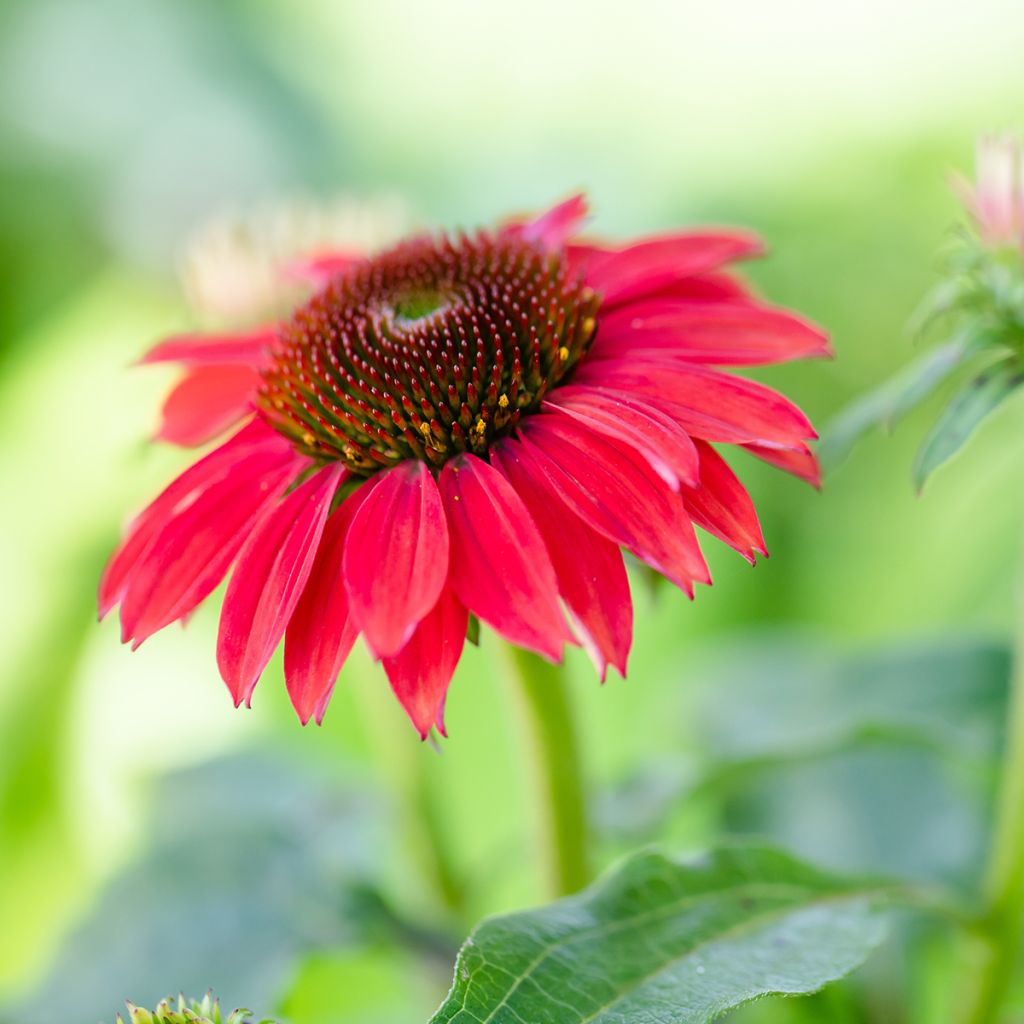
[115,993,269,1024]
[823,137,1024,488]
[956,135,1024,250]
[101,195,827,737]
[179,193,410,325]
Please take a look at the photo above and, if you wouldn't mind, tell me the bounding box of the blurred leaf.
[913,356,1024,490]
[281,945,440,1024]
[5,753,389,1024]
[429,844,890,1024]
[598,720,952,845]
[819,332,977,473]
[906,278,973,336]
[693,635,1008,889]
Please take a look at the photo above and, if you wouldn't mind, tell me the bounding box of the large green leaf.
[429,844,890,1024]
[913,355,1024,490]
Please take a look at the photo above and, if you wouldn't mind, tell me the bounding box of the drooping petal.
[99,420,292,619]
[217,464,346,707]
[492,440,632,679]
[156,365,261,447]
[518,194,589,251]
[595,301,832,366]
[543,386,699,488]
[683,441,767,563]
[742,441,822,488]
[118,448,302,646]
[382,585,468,738]
[140,328,277,367]
[284,481,377,725]
[582,230,764,309]
[285,250,364,286]
[343,460,450,658]
[516,415,710,594]
[439,454,572,660]
[576,359,817,447]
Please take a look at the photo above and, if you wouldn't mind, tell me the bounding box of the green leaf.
[819,333,976,473]
[429,844,890,1024]
[913,355,1024,490]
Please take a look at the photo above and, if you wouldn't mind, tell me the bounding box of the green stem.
[962,590,1024,1023]
[349,666,466,920]
[506,646,590,897]
[406,746,467,917]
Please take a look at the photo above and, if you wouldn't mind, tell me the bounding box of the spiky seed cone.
[114,993,271,1024]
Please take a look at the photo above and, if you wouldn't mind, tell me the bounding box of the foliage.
[822,235,1024,489]
[4,754,390,1024]
[430,844,891,1024]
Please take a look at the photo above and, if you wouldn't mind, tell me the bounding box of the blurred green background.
[2,1,1024,1021]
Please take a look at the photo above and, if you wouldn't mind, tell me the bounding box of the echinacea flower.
[179,193,410,324]
[101,195,827,737]
[954,135,1024,250]
[823,137,1024,488]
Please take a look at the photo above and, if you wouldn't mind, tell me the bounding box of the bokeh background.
[2,1,1024,1021]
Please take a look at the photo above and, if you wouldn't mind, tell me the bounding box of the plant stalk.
[506,646,590,897]
[961,579,1024,1023]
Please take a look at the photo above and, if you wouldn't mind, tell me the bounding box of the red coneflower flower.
[100,196,828,737]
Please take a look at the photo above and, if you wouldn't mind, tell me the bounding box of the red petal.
[285,250,364,286]
[644,271,756,305]
[284,482,377,725]
[382,586,468,738]
[439,454,572,660]
[156,365,261,447]
[99,420,291,619]
[683,441,767,563]
[518,194,589,250]
[584,230,764,308]
[343,461,450,658]
[743,441,822,488]
[543,386,699,488]
[217,464,346,707]
[516,414,709,594]
[577,360,817,446]
[140,328,277,366]
[597,301,832,366]
[118,448,302,646]
[493,441,632,679]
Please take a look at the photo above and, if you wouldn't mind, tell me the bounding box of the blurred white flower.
[179,193,412,324]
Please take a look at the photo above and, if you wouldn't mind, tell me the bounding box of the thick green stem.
[506,647,590,897]
[962,591,1024,1023]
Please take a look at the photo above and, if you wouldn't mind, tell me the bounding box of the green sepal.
[913,355,1024,491]
[820,329,981,473]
